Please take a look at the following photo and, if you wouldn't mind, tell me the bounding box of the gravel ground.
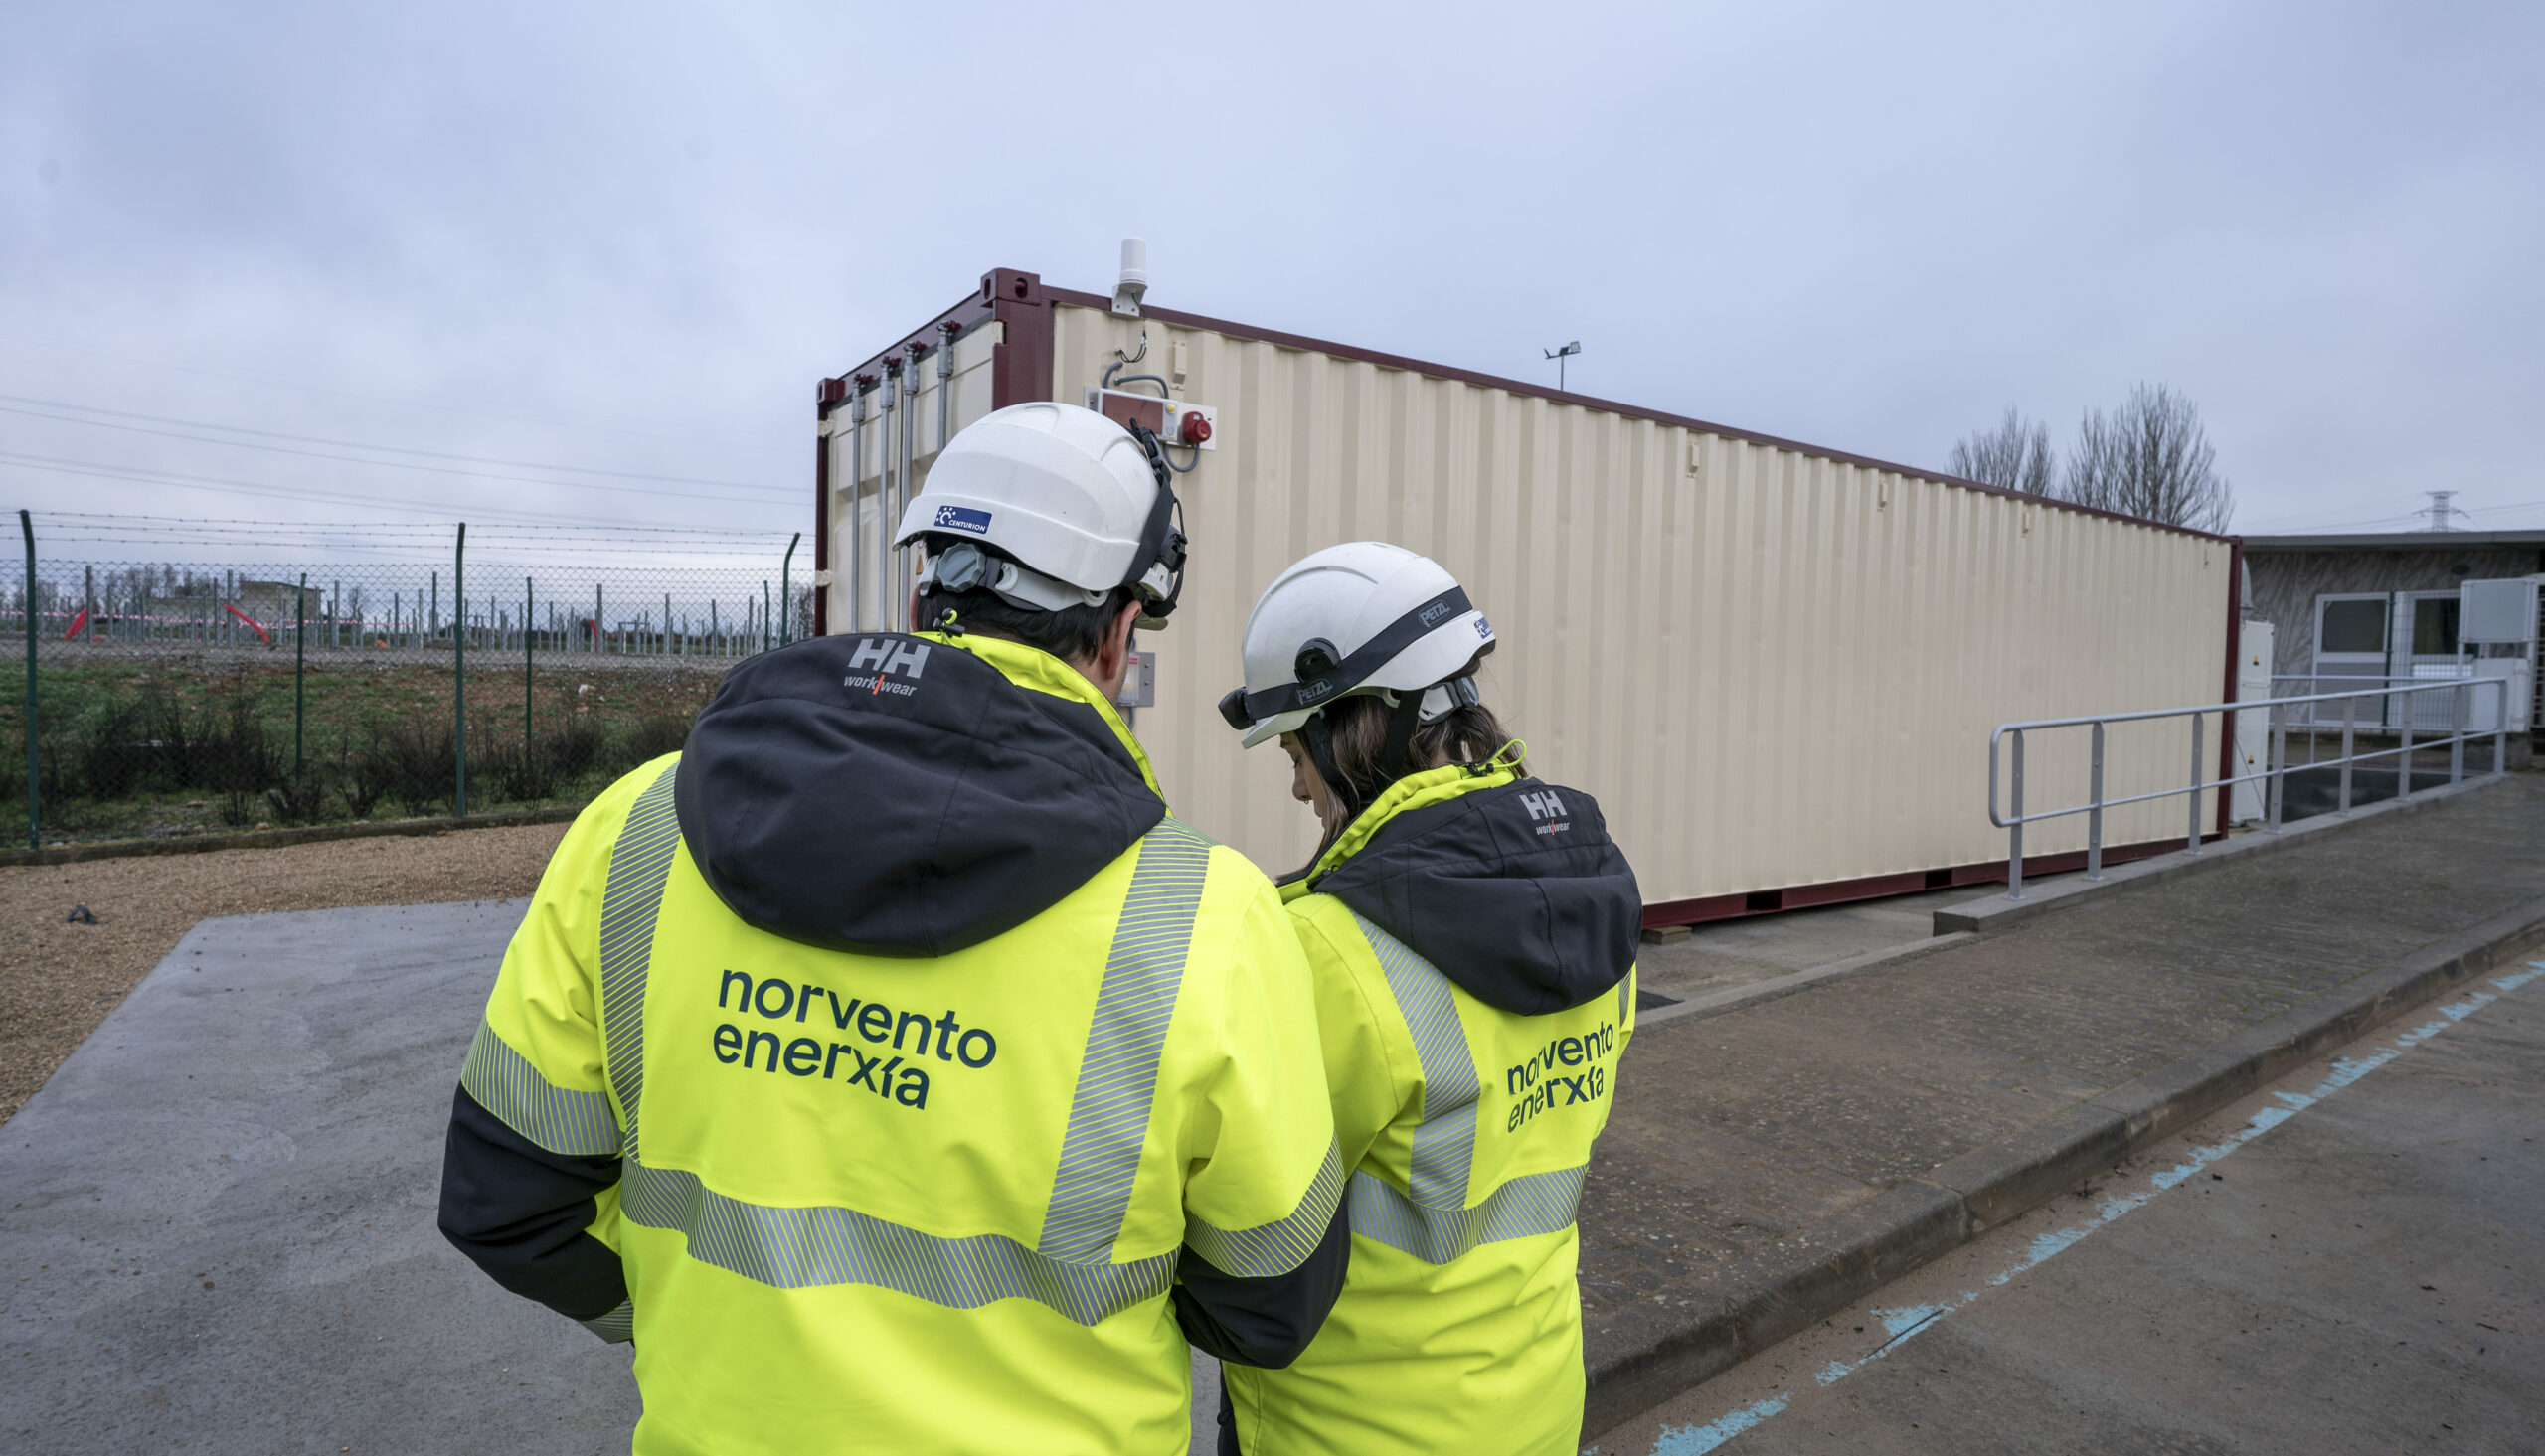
[0,822,567,1124]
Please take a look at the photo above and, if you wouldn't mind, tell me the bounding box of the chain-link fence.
[5,514,816,847]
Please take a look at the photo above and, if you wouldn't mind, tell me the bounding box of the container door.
[2309,594,2390,728]
[2400,592,2466,732]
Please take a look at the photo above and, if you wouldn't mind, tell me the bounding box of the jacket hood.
[1309,775,1641,1015]
[673,632,1165,957]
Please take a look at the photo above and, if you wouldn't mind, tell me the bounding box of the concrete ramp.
[0,901,641,1454]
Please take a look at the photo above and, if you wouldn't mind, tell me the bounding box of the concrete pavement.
[0,901,639,1454]
[1581,772,2545,1431]
[2,774,2537,1452]
[1588,956,2545,1454]
[1635,889,1973,1005]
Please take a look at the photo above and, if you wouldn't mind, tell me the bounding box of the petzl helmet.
[1219,543,1496,812]
[894,401,1186,627]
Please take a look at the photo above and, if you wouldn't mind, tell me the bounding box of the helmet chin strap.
[1377,689,1427,782]
[1304,689,1435,834]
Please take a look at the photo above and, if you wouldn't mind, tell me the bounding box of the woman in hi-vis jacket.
[1212,542,1643,1456]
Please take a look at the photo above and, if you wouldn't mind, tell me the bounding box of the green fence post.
[454,522,467,818]
[19,510,35,849]
[524,574,534,774]
[293,571,307,789]
[762,579,771,653]
[781,532,800,646]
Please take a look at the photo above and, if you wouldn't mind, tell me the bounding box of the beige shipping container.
[815,268,2239,926]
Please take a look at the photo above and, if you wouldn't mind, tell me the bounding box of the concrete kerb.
[1580,891,2545,1440]
[0,806,583,868]
[1637,932,1979,1030]
[1932,773,2513,936]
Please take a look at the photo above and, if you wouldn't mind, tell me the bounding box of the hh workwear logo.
[933,505,992,535]
[1519,790,1570,836]
[845,638,931,698]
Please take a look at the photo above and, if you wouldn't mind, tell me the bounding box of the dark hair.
[1300,690,1518,866]
[914,581,1138,666]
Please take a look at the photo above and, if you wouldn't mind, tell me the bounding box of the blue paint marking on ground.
[1642,1395,1790,1456]
[1614,961,2544,1455]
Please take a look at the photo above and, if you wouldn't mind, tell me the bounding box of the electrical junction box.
[2230,619,2275,824]
[1114,650,1156,709]
[1087,388,1217,449]
[2460,577,2539,645]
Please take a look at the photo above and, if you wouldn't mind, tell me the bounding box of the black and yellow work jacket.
[1225,763,1641,1456]
[439,630,1346,1455]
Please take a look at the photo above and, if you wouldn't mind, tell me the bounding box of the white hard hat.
[1219,542,1495,748]
[895,401,1186,625]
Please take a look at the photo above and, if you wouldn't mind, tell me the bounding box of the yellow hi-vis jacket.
[451,632,1342,1456]
[1226,764,1642,1456]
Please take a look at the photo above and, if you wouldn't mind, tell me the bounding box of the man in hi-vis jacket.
[439,402,1348,1455]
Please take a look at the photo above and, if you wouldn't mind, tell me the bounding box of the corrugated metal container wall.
[822,319,1002,633]
[1043,303,2232,904]
[820,278,2233,917]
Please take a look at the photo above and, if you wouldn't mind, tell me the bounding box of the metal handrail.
[1987,678,2512,900]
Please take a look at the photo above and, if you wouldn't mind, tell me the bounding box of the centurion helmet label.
[933,505,992,536]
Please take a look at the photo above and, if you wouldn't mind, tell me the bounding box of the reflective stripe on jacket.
[1227,764,1639,1456]
[449,632,1341,1456]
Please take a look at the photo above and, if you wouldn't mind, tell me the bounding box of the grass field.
[2,654,719,844]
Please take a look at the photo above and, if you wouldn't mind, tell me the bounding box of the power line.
[0,395,786,491]
[2234,510,2421,533]
[2238,497,2545,535]
[28,515,792,558]
[0,331,794,455]
[0,403,797,503]
[0,450,797,530]
[34,510,787,540]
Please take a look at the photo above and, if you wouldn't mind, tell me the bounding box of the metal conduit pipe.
[847,383,869,631]
[898,347,919,632]
[879,356,901,633]
[901,341,924,632]
[936,319,958,474]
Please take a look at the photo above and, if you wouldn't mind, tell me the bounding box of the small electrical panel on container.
[1087,389,1217,450]
[1113,650,1156,709]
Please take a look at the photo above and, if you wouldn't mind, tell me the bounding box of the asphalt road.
[1587,958,2545,1456]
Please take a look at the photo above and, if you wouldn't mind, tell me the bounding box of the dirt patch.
[0,821,568,1124]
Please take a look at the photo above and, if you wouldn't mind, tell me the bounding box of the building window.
[2410,596,2460,656]
[2319,597,2387,654]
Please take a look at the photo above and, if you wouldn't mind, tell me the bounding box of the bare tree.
[2062,383,2233,531]
[1948,406,2056,496]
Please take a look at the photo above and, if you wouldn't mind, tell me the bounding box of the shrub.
[265,768,331,825]
[480,733,560,804]
[542,718,605,784]
[336,727,395,818]
[377,720,454,816]
[135,682,210,789]
[203,693,278,798]
[607,715,693,778]
[71,700,150,801]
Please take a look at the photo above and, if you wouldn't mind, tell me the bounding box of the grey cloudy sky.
[5,1,2540,559]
